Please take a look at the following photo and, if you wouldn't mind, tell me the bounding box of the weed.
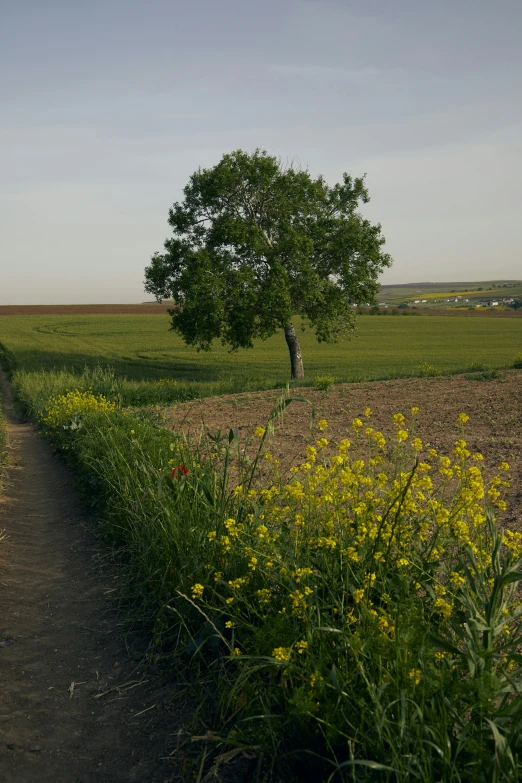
[466,368,501,381]
[417,362,443,377]
[512,353,522,369]
[0,402,8,497]
[0,341,16,376]
[312,375,336,392]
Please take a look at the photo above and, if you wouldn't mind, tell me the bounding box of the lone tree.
[144,149,391,379]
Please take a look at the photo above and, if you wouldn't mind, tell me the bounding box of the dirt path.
[0,373,187,783]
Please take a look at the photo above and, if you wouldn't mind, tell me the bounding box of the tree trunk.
[284,323,304,380]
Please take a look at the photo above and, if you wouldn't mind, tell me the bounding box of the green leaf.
[228,427,238,444]
[429,635,462,656]
[485,719,511,761]
[505,653,522,664]
[498,570,522,587]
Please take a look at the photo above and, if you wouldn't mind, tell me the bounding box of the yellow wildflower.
[191,583,204,599]
[409,668,421,685]
[272,647,291,661]
[256,589,271,603]
[434,598,453,617]
[449,572,466,588]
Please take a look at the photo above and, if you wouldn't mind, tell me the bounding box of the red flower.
[171,465,189,479]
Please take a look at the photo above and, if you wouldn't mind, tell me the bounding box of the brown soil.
[0,373,188,783]
[0,305,171,316]
[163,371,522,529]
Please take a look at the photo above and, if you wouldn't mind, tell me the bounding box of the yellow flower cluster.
[187,411,516,706]
[272,646,291,661]
[191,583,204,599]
[42,389,115,430]
[503,530,522,558]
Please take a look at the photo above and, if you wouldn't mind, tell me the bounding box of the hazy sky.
[1,0,521,304]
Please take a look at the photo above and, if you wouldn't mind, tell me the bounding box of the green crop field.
[378,280,522,304]
[0,313,520,387]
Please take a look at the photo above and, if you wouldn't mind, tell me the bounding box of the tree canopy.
[144,149,392,378]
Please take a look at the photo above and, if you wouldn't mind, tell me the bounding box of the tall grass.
[0,401,7,494]
[8,359,522,426]
[19,372,522,782]
[11,364,286,419]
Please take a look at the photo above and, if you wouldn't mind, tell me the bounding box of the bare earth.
[0,304,171,316]
[163,371,522,529]
[0,373,187,783]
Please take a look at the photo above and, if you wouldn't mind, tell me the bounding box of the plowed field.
[162,371,522,529]
[0,304,171,316]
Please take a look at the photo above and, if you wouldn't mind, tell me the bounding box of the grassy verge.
[8,357,522,422]
[10,364,261,416]
[12,372,522,782]
[0,398,8,559]
[0,401,7,496]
